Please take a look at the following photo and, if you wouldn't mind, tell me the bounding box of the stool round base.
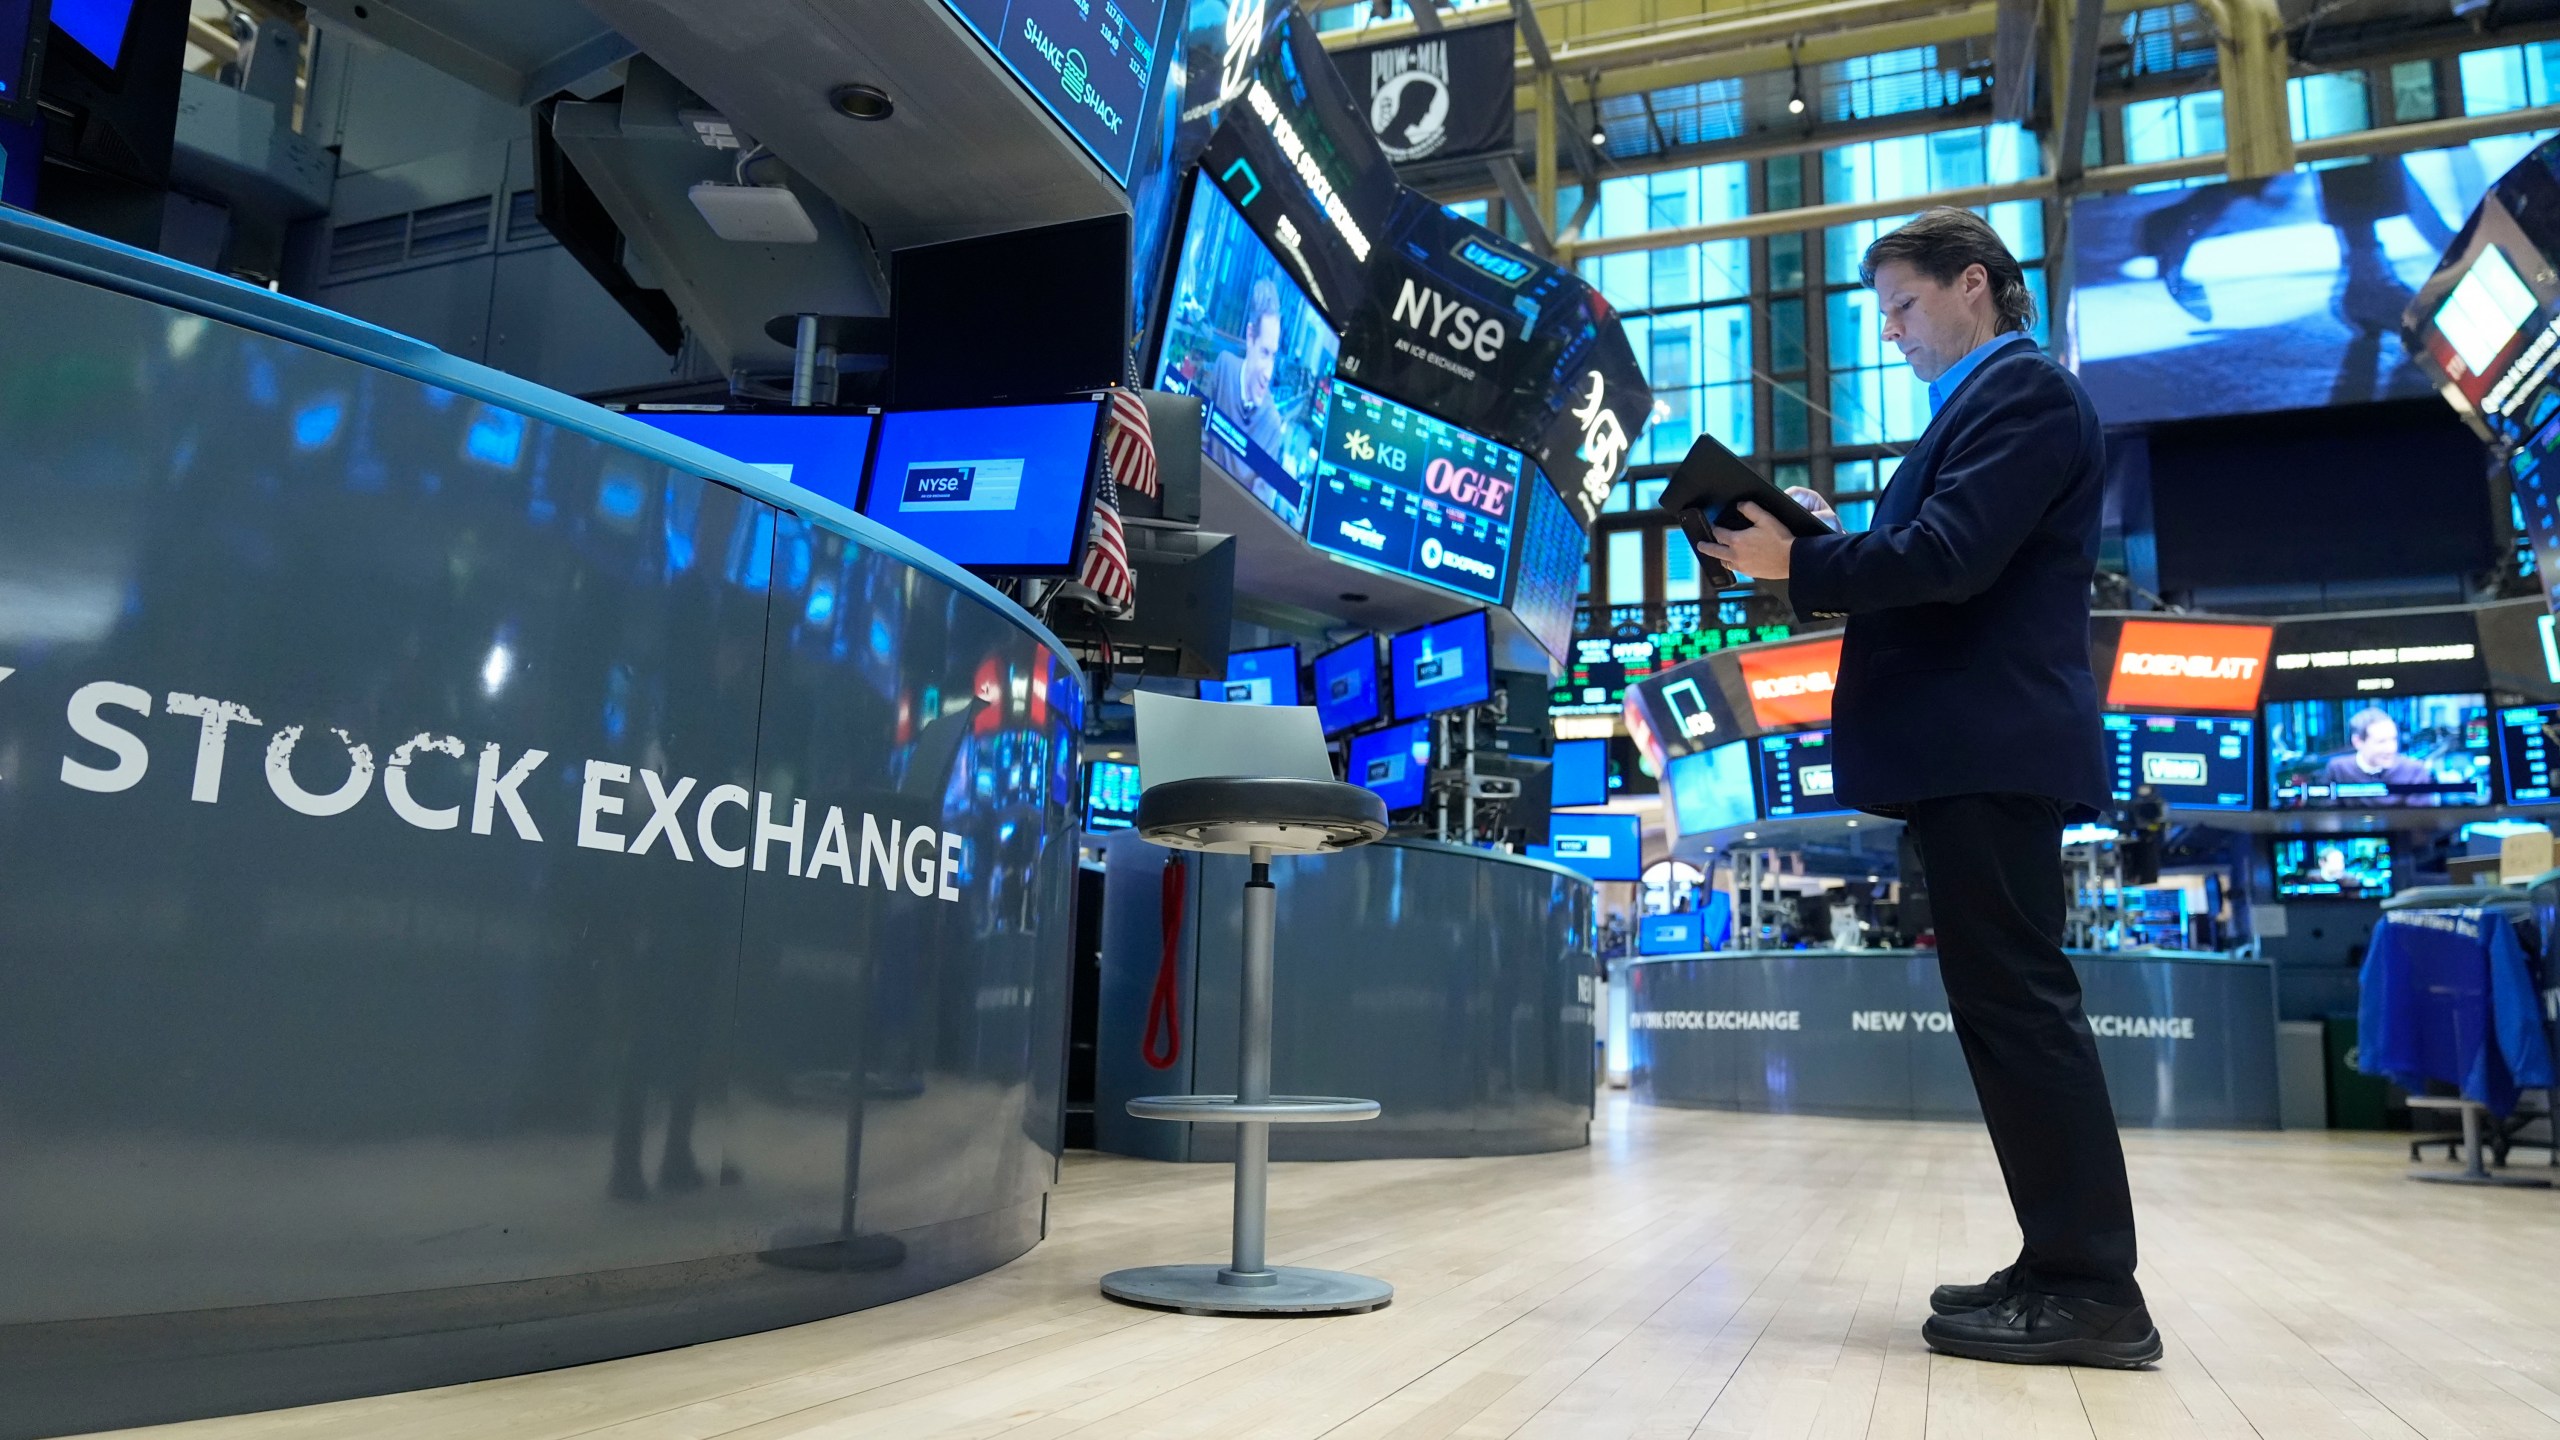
[2411,1171,2553,1188]
[1100,1264,1394,1316]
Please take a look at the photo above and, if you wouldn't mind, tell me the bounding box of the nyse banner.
[1332,19,1516,166]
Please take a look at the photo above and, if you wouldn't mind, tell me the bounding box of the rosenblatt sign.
[2104,620,2275,713]
[1736,638,1843,729]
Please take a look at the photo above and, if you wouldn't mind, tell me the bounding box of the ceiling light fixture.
[830,84,894,121]
[1787,38,1806,116]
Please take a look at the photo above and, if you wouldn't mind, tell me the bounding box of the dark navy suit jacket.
[1787,339,2111,819]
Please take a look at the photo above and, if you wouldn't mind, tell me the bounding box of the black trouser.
[1904,793,2143,1308]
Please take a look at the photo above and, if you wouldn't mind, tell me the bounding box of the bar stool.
[1099,694,1395,1316]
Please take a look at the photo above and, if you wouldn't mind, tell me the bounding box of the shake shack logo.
[1368,40,1452,161]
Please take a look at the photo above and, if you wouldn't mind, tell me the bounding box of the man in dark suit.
[1700,208,2160,1370]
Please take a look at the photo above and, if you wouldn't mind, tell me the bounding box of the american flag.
[1075,389,1149,613]
[1105,387,1158,499]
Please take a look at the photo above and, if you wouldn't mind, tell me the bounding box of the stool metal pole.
[1225,845,1277,1287]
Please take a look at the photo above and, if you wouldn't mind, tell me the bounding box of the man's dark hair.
[1859,207,2037,334]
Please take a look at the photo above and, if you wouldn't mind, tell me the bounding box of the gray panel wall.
[1096,834,1597,1160]
[1625,952,2282,1129]
[0,250,1078,1436]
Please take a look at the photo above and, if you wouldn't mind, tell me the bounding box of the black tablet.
[1658,434,1836,550]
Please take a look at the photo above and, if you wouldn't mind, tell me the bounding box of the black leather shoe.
[1922,1292,2163,1369]
[1929,1264,2017,1316]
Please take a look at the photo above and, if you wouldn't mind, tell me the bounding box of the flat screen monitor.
[856,395,1104,574]
[1310,635,1381,735]
[1637,911,1706,956]
[1667,740,1755,835]
[1754,730,1849,818]
[1549,736,1610,809]
[2265,694,2494,808]
[2497,702,2560,804]
[1153,170,1338,531]
[1541,810,1642,882]
[52,0,128,66]
[2104,712,2255,810]
[1346,718,1432,812]
[1506,468,1584,663]
[1389,609,1493,721]
[0,0,43,118]
[2512,411,2560,614]
[892,215,1127,409]
[2272,836,2394,898]
[623,409,876,509]
[1085,761,1141,833]
[1307,380,1523,605]
[1200,644,1301,706]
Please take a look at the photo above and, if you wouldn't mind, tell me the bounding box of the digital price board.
[2103,713,2254,810]
[1306,381,1523,604]
[1548,625,1792,718]
[1506,470,1585,664]
[1754,730,1850,818]
[2498,702,2560,803]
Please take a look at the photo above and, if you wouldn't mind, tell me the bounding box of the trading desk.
[0,210,1081,1437]
[1624,948,2281,1128]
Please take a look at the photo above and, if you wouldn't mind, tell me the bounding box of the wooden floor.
[98,1097,2560,1440]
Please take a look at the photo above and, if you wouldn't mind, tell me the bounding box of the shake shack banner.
[1332,20,1516,166]
[1196,11,1651,512]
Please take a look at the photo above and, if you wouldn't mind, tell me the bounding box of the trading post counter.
[0,209,1081,1438]
[1625,948,2280,1128]
[1095,832,1600,1160]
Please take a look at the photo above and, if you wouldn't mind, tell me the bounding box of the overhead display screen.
[1390,609,1492,720]
[1736,637,1843,729]
[2104,713,2254,810]
[1667,740,1754,835]
[2272,836,2394,899]
[2262,610,2486,701]
[2102,620,2275,712]
[2266,693,2494,808]
[1506,468,1585,664]
[624,409,877,510]
[931,0,1173,185]
[1346,718,1432,811]
[2073,136,2533,424]
[1311,635,1380,735]
[1308,380,1522,604]
[1086,760,1142,832]
[1754,730,1849,818]
[1549,736,1610,809]
[1541,811,1642,882]
[2497,703,2560,804]
[858,398,1103,573]
[1200,644,1302,706]
[1154,170,1339,530]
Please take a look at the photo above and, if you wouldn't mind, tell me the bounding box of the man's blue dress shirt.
[1927,330,2032,414]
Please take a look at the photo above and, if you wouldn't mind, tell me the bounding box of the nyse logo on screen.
[899,458,1024,514]
[1365,754,1407,786]
[2143,752,2210,787]
[1554,832,1612,860]
[1390,278,1505,362]
[1800,764,1835,797]
[1414,646,1467,687]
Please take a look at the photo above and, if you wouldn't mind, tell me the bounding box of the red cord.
[1142,857,1186,1069]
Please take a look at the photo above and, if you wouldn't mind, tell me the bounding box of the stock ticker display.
[1549,623,1792,718]
[1306,381,1523,604]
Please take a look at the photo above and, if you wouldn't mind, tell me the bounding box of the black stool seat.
[1135,777,1388,856]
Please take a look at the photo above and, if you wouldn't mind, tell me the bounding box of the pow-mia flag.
[1332,19,1515,167]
